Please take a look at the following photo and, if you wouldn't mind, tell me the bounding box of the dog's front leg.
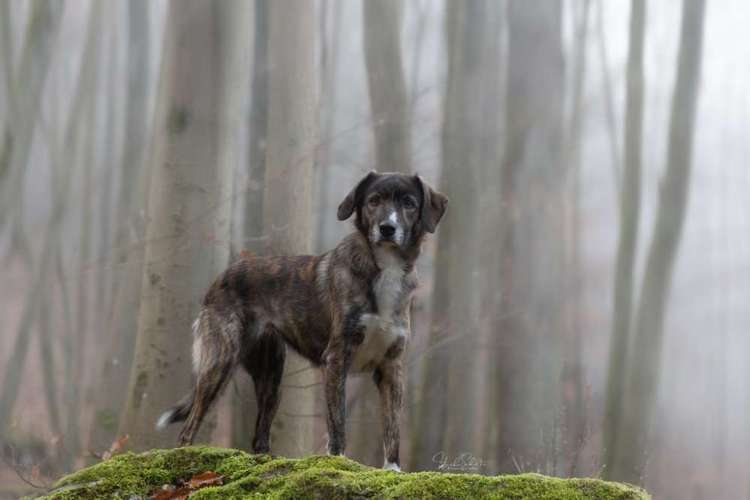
[374,356,404,471]
[323,343,350,456]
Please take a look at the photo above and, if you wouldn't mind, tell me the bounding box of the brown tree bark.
[314,0,343,254]
[363,0,410,173]
[243,0,269,249]
[263,0,319,457]
[118,0,230,450]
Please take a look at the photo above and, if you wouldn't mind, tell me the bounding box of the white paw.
[383,461,401,472]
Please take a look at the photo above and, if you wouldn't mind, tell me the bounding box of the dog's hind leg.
[176,309,241,446]
[243,325,285,454]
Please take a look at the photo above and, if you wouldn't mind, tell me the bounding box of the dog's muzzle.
[373,221,404,246]
[371,210,405,246]
[379,223,396,239]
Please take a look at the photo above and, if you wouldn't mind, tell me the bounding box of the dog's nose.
[379,223,396,238]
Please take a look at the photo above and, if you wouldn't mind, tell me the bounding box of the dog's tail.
[155,392,194,430]
[156,314,205,431]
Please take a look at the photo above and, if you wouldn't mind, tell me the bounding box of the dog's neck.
[346,231,419,275]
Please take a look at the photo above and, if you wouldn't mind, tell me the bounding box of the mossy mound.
[34,446,649,499]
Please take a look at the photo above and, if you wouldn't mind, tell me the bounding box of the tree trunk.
[231,0,269,451]
[243,0,269,249]
[595,0,622,191]
[410,0,486,470]
[118,0,230,450]
[363,0,410,173]
[314,0,343,253]
[262,0,319,458]
[210,0,253,451]
[611,0,706,483]
[602,0,645,477]
[476,0,504,464]
[37,285,62,438]
[88,0,152,452]
[492,0,564,474]
[67,12,101,458]
[561,0,591,477]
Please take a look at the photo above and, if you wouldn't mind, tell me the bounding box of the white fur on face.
[371,210,405,246]
[388,211,405,246]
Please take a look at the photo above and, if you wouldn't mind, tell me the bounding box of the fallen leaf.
[152,485,191,500]
[101,434,129,461]
[150,472,223,499]
[111,434,129,453]
[188,471,223,489]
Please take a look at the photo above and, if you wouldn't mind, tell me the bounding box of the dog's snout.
[379,223,396,238]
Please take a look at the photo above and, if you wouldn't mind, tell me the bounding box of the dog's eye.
[402,197,417,210]
[368,195,381,207]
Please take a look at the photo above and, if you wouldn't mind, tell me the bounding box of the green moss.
[34,447,650,499]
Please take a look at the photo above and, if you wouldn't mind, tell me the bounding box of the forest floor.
[29,446,650,499]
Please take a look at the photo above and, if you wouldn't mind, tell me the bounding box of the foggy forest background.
[0,0,745,498]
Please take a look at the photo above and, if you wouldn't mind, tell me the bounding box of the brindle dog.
[156,171,447,470]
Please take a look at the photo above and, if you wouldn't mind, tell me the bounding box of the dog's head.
[337,171,448,250]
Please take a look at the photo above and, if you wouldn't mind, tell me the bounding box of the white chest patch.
[351,248,411,373]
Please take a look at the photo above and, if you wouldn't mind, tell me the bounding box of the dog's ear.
[415,175,448,233]
[337,171,379,221]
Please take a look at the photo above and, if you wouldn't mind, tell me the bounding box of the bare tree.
[262,0,319,457]
[561,0,591,476]
[232,1,270,450]
[66,1,103,459]
[118,0,231,450]
[243,0,269,249]
[491,0,565,474]
[611,0,706,483]
[602,0,646,477]
[314,0,343,253]
[411,0,486,469]
[595,0,622,189]
[476,0,504,463]
[363,0,410,173]
[88,0,152,452]
[209,0,254,451]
